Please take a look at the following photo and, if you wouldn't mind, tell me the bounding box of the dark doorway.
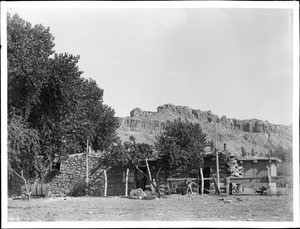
[135,167,147,190]
[203,167,211,194]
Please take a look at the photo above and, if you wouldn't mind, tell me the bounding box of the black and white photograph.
[1,1,299,228]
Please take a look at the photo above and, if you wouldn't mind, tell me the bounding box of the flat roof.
[237,157,280,162]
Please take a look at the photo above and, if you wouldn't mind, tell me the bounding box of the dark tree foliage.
[270,145,293,163]
[102,137,155,169]
[7,13,55,119]
[7,14,119,182]
[155,119,207,176]
[8,115,41,179]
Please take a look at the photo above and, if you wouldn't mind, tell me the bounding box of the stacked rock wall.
[50,153,136,197]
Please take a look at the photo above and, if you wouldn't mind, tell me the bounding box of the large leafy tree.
[7,13,55,119]
[155,119,207,177]
[7,14,119,187]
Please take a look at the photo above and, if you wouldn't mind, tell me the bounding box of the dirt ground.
[7,193,293,222]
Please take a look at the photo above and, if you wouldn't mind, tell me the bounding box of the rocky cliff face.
[117,104,292,156]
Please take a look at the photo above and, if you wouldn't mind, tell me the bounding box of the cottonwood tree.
[7,13,119,194]
[155,119,207,177]
[7,13,55,120]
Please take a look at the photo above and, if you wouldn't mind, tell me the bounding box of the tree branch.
[131,160,157,189]
[9,166,26,183]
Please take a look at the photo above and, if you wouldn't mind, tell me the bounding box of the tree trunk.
[145,159,155,192]
[156,167,162,198]
[11,169,38,201]
[200,167,204,196]
[86,139,89,195]
[125,168,129,197]
[104,170,107,197]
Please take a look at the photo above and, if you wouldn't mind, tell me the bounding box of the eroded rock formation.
[117,104,292,156]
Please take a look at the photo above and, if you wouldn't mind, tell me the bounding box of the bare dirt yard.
[7,194,293,222]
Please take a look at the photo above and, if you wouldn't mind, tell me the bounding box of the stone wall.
[50,152,136,197]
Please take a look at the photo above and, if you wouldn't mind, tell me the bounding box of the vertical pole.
[125,168,129,196]
[285,183,289,195]
[197,172,200,194]
[226,177,230,195]
[104,170,107,197]
[145,159,154,192]
[266,166,271,186]
[86,139,89,195]
[200,167,204,196]
[214,121,220,194]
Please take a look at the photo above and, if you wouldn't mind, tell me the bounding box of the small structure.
[237,157,279,177]
[165,149,283,195]
[230,157,281,194]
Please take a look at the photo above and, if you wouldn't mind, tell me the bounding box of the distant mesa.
[117,104,292,157]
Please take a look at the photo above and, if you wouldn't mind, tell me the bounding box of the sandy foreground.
[6,193,293,222]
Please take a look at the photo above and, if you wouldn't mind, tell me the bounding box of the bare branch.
[9,167,26,183]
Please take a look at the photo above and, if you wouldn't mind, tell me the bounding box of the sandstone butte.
[116,104,292,157]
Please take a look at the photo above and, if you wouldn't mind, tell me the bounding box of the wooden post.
[266,166,271,186]
[145,159,154,192]
[216,149,220,193]
[226,177,230,195]
[285,183,289,195]
[104,170,107,197]
[214,121,220,194]
[125,168,129,196]
[213,177,220,195]
[86,139,89,195]
[197,172,200,194]
[200,167,204,196]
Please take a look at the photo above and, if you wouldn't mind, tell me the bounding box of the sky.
[7,4,294,125]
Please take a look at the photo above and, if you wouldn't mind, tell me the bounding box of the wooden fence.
[228,176,289,195]
[21,183,50,197]
[166,176,289,195]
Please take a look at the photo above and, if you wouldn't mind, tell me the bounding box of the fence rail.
[166,176,288,195]
[21,183,50,197]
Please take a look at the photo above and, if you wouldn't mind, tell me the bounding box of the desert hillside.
[117,104,292,157]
